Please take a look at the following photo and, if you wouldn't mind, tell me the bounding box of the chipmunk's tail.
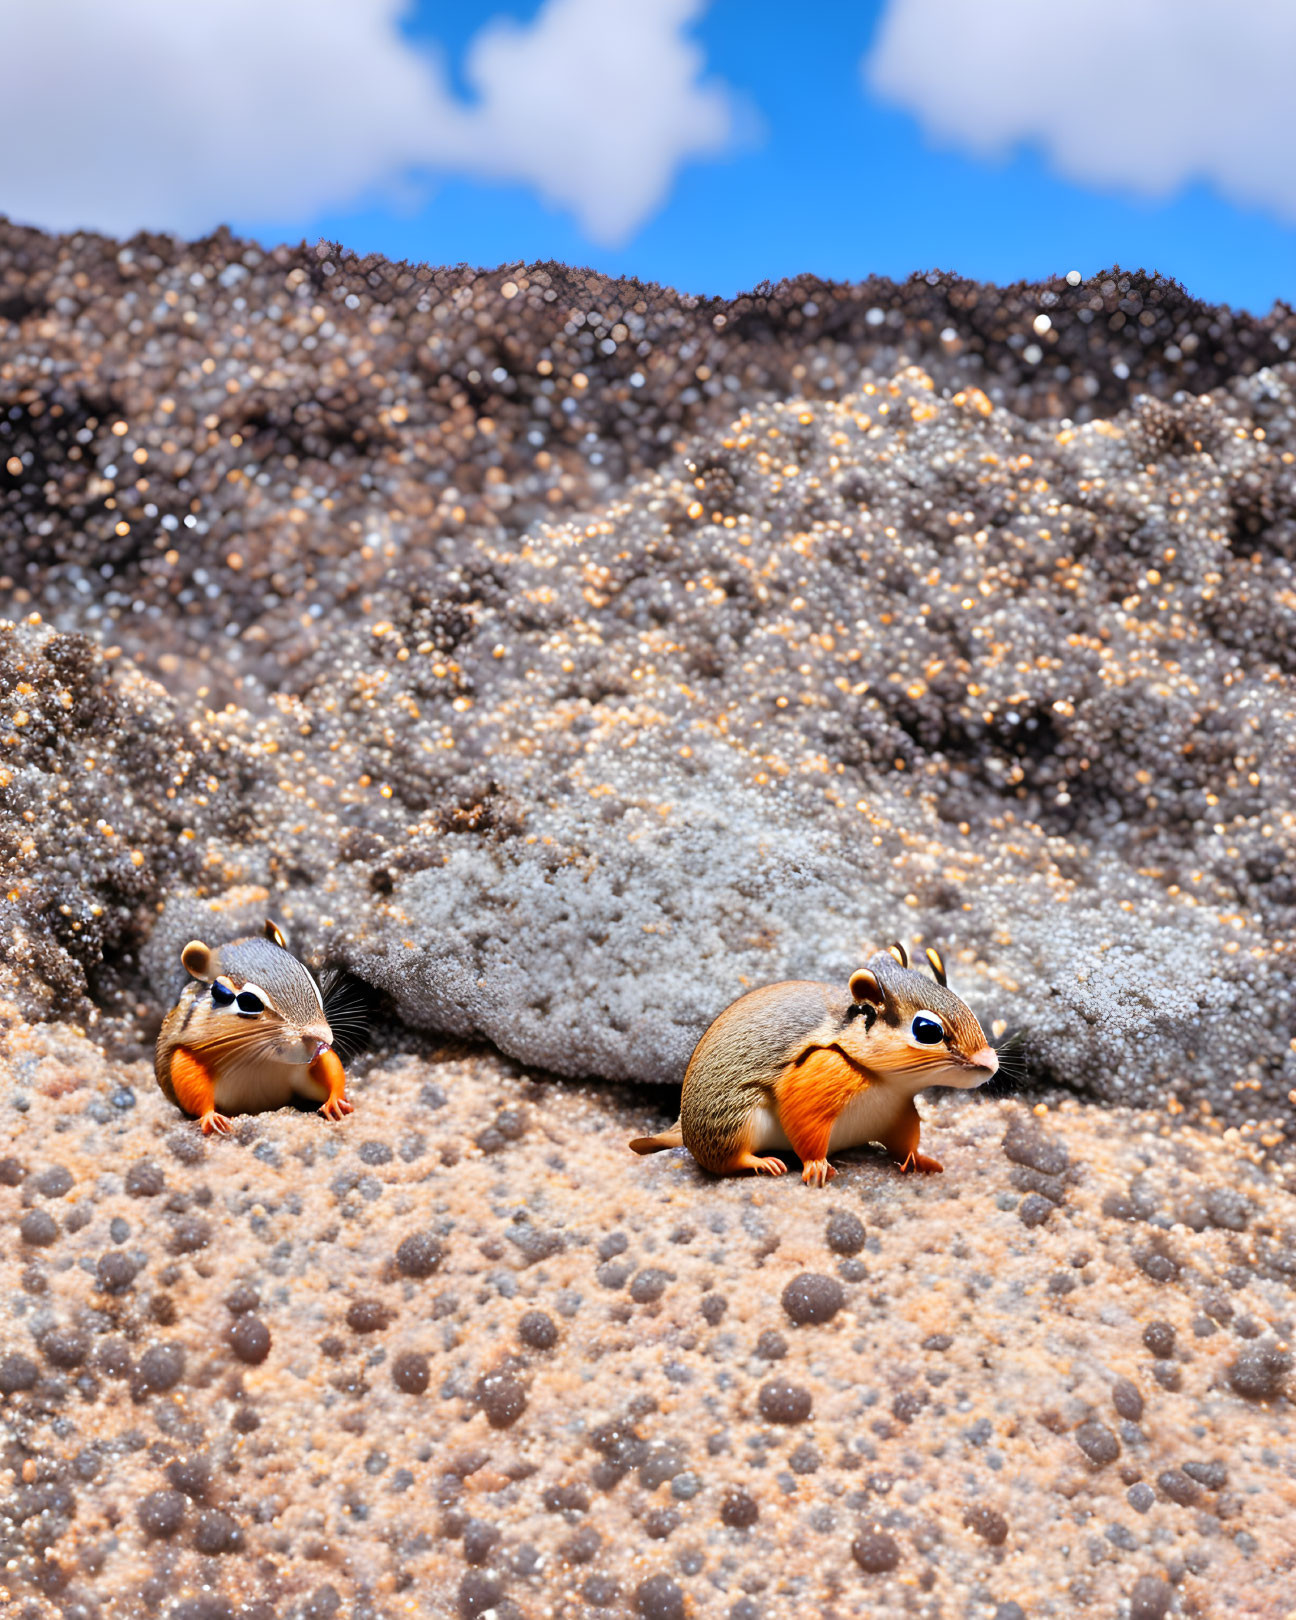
[628,1121,684,1155]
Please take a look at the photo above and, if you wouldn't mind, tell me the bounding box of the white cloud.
[865,0,1296,222]
[0,0,736,245]
[462,0,735,244]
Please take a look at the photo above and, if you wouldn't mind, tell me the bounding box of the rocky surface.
[2,224,1296,1615]
[2,229,1295,1119]
[2,1018,1295,1619]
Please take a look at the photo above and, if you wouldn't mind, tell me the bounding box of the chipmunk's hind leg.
[170,1047,233,1137]
[629,1121,684,1155]
[723,1146,789,1177]
[634,1113,786,1176]
[710,1109,787,1177]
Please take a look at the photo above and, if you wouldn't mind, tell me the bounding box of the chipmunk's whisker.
[324,1009,368,1033]
[981,1030,1030,1096]
[189,1027,267,1055]
[319,968,372,1060]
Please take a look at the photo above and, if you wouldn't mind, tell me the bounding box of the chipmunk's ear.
[849,969,886,1010]
[263,919,288,950]
[886,941,909,969]
[181,941,214,980]
[924,946,947,987]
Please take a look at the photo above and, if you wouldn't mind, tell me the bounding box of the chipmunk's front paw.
[199,1109,233,1137]
[320,1096,354,1122]
[801,1158,837,1187]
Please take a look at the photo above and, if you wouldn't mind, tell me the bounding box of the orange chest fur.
[773,1045,875,1142]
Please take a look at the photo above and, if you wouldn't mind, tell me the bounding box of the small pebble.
[0,1353,39,1394]
[962,1504,1009,1545]
[719,1487,759,1528]
[462,1518,500,1565]
[1017,1193,1053,1228]
[518,1310,558,1350]
[852,1529,901,1573]
[1129,1574,1172,1620]
[131,1343,185,1399]
[781,1272,845,1326]
[392,1352,430,1394]
[1228,1345,1291,1401]
[1157,1468,1200,1506]
[96,1251,138,1293]
[395,1232,445,1278]
[40,1328,89,1368]
[19,1210,58,1247]
[475,1368,528,1429]
[1111,1378,1144,1421]
[125,1160,165,1197]
[633,1574,685,1620]
[228,1315,272,1365]
[192,1508,242,1554]
[457,1571,502,1618]
[137,1489,186,1539]
[1074,1420,1120,1467]
[825,1209,866,1255]
[629,1268,672,1304]
[167,1457,211,1500]
[757,1379,812,1424]
[346,1299,392,1334]
[562,1524,601,1563]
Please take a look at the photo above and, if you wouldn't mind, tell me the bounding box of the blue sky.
[4,0,1295,312]
[337,0,1296,312]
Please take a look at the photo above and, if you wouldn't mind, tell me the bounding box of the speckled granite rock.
[4,368,1295,1122]
[2,1017,1295,1618]
[216,366,1294,1117]
[3,229,1296,1124]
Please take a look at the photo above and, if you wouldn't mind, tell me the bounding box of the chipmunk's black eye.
[210,982,235,1006]
[911,1012,945,1045]
[235,990,265,1016]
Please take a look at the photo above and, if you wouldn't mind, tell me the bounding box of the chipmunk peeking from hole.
[630,943,998,1185]
[155,920,366,1136]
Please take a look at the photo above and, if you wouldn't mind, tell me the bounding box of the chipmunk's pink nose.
[970,1045,999,1076]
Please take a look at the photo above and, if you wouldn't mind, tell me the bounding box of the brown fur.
[155,920,351,1135]
[630,947,997,1185]
[678,980,843,1172]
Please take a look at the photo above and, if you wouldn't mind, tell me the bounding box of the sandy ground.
[2,1013,1294,1620]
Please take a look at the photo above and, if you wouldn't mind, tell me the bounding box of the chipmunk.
[630,944,998,1185]
[155,920,356,1136]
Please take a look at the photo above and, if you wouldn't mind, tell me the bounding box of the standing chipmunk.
[630,943,998,1185]
[155,921,357,1136]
